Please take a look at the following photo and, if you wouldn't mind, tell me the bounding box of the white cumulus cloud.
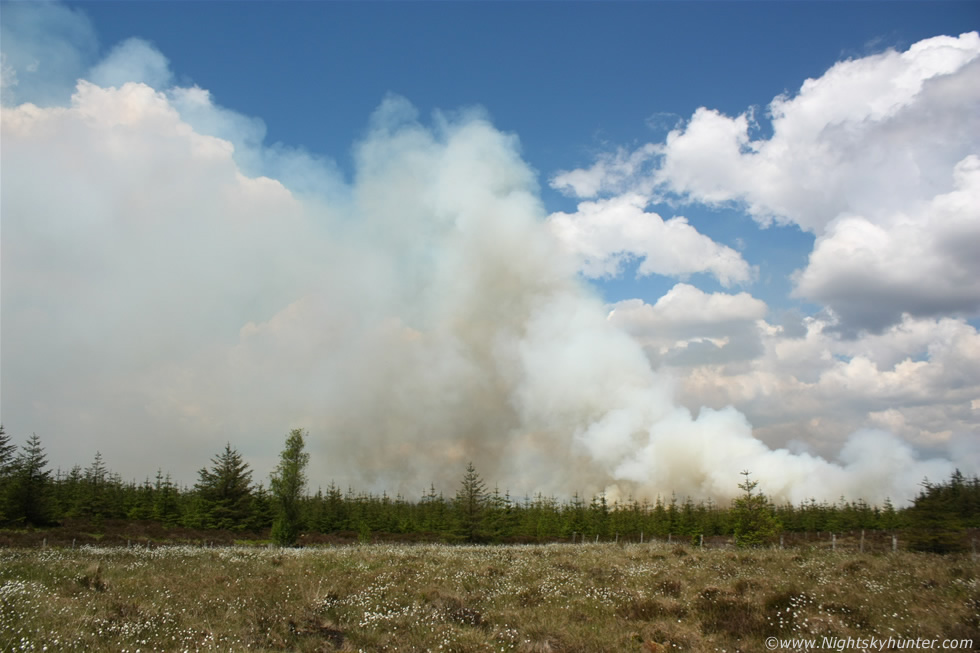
[607,284,767,366]
[553,32,980,333]
[794,155,980,331]
[547,194,752,286]
[657,32,980,233]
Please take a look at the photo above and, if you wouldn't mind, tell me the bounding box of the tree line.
[1,426,977,550]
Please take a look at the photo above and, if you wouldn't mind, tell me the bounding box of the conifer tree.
[421,484,451,534]
[318,482,347,532]
[78,452,110,521]
[731,470,781,548]
[906,473,969,553]
[484,485,518,542]
[128,478,156,520]
[7,433,53,526]
[152,471,181,526]
[0,426,15,475]
[249,483,275,531]
[195,443,254,530]
[587,493,610,539]
[454,462,487,542]
[0,426,17,523]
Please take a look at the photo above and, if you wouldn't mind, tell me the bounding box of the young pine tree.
[270,429,310,546]
[79,452,110,521]
[454,462,487,543]
[0,425,16,523]
[152,471,181,527]
[195,443,254,530]
[905,474,967,553]
[7,433,53,526]
[731,470,781,548]
[0,426,15,475]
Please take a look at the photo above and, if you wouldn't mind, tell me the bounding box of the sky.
[2,1,979,504]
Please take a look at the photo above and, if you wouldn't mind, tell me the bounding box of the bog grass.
[1,542,977,652]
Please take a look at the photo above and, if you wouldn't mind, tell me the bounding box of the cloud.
[793,155,980,331]
[88,37,173,91]
[673,314,980,474]
[610,283,767,332]
[656,32,980,232]
[550,144,660,199]
[607,284,767,366]
[552,32,980,333]
[547,194,752,286]
[1,80,325,476]
[0,4,345,205]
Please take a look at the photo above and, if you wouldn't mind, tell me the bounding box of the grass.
[1,542,977,652]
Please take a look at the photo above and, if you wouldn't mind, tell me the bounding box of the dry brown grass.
[0,542,976,652]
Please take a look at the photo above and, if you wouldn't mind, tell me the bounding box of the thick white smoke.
[311,97,956,504]
[2,78,957,504]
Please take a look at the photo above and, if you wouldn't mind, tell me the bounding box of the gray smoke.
[219,96,953,504]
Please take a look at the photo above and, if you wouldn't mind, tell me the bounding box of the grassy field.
[1,542,977,653]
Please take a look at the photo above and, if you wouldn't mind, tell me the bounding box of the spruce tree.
[0,426,15,475]
[906,474,968,553]
[7,433,53,526]
[454,462,487,542]
[128,478,156,520]
[248,483,275,531]
[195,443,254,530]
[588,493,610,539]
[270,429,309,546]
[421,484,451,535]
[731,470,781,548]
[318,482,347,532]
[153,471,181,527]
[484,485,518,542]
[0,426,16,523]
[79,452,110,521]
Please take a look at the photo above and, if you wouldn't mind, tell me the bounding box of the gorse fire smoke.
[2,4,976,503]
[2,88,955,503]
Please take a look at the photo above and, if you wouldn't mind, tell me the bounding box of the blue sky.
[2,1,979,502]
[78,2,974,167]
[74,0,979,310]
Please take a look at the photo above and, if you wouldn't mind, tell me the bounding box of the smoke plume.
[1,23,966,503]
